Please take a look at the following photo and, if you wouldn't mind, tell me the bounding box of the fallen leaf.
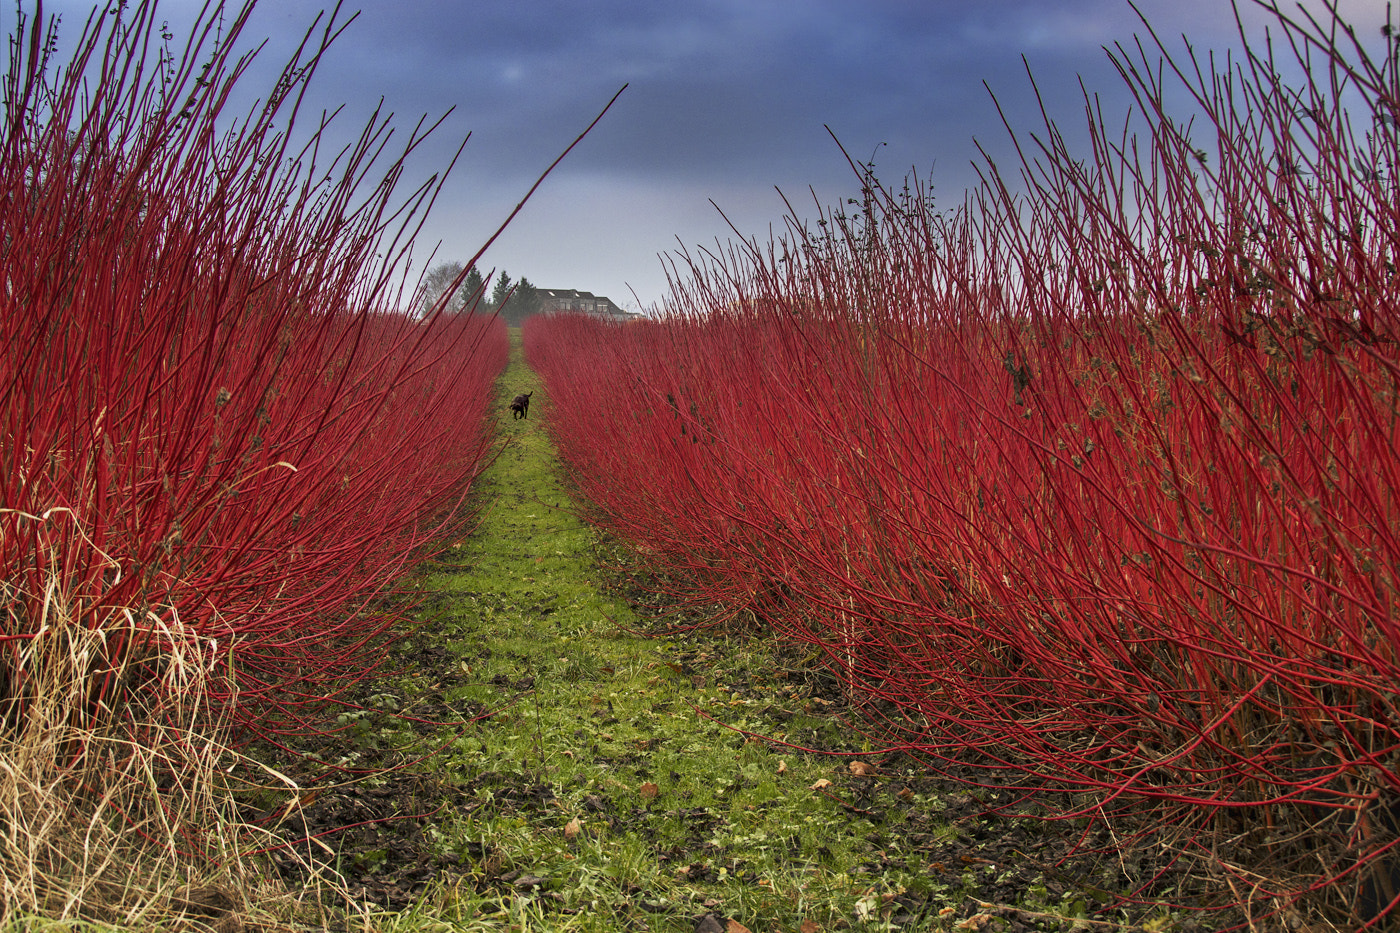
[809,778,832,791]
[725,921,753,933]
[564,817,582,839]
[639,781,659,799]
[800,920,820,933]
[848,760,878,777]
[777,759,788,775]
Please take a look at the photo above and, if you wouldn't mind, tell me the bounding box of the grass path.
[371,333,1092,933]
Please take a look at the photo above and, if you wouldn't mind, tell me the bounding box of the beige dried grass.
[0,579,256,929]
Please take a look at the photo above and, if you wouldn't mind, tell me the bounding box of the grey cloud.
[20,0,1388,308]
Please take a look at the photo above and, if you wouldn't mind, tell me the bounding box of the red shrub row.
[527,4,1399,926]
[2,2,507,740]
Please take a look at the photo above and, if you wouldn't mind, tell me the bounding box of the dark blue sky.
[9,0,1393,311]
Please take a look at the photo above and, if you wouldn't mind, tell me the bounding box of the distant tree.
[509,277,542,324]
[417,261,470,316]
[488,271,514,313]
[482,270,545,324]
[461,266,487,311]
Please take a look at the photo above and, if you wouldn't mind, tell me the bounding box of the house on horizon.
[537,288,640,320]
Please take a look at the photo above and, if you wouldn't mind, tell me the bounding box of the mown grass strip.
[370,330,1149,933]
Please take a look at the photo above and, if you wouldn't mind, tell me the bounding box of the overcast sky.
[7,0,1395,311]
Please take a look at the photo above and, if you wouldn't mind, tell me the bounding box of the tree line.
[416,261,542,325]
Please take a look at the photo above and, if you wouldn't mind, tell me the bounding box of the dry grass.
[0,581,347,931]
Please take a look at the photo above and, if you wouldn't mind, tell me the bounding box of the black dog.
[509,391,533,420]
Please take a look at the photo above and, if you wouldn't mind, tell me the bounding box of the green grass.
[350,331,1148,933]
[377,337,946,930]
[0,331,1199,933]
